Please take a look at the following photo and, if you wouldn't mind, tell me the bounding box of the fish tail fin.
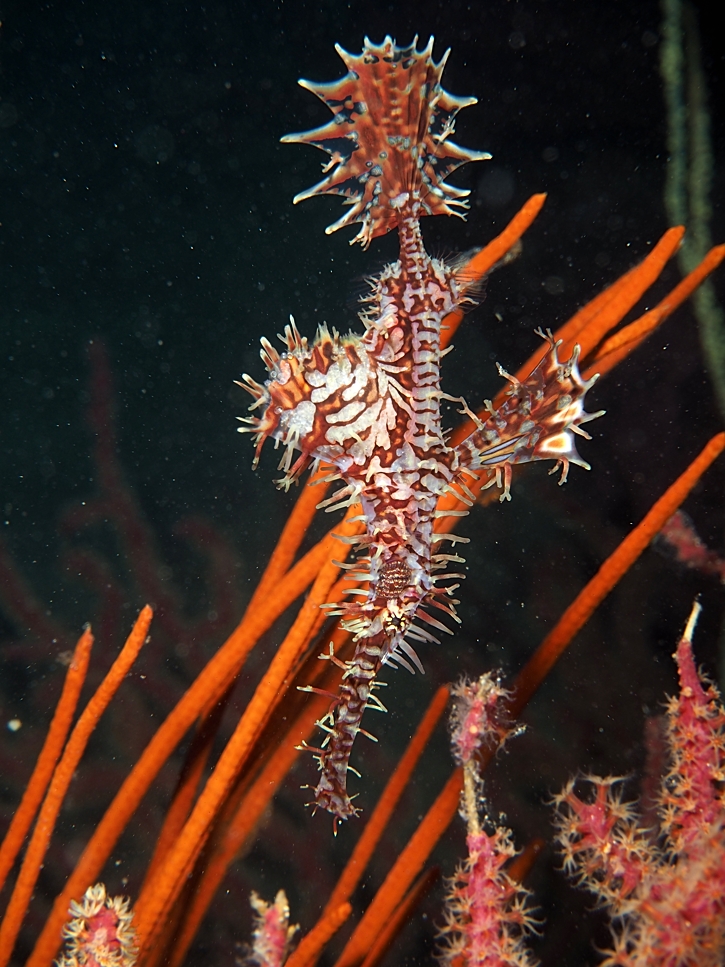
[281,36,490,248]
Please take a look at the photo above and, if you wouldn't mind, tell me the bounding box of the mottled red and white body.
[238,36,601,828]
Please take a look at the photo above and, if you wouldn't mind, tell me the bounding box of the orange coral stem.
[441,193,547,348]
[285,903,352,967]
[584,243,725,380]
[140,691,230,891]
[26,511,357,967]
[132,537,353,955]
[0,607,151,967]
[508,226,685,388]
[246,469,329,609]
[510,433,725,718]
[506,837,545,884]
[333,434,724,967]
[334,769,463,967]
[558,226,685,360]
[359,867,439,967]
[164,688,332,967]
[0,628,93,893]
[323,685,450,918]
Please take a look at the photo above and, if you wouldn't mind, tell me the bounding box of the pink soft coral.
[438,674,539,967]
[553,602,725,966]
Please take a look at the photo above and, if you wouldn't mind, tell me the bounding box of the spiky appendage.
[299,632,388,830]
[456,331,603,500]
[56,882,137,967]
[300,537,464,829]
[302,468,470,828]
[280,35,490,248]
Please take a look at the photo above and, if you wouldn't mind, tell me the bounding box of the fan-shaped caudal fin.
[455,331,603,500]
[281,36,490,248]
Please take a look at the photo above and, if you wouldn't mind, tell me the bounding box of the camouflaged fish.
[238,36,600,829]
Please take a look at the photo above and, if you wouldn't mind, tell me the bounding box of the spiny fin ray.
[281,35,490,247]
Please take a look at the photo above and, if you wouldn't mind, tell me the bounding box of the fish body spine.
[315,215,465,823]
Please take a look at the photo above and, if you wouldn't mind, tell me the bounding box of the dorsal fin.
[281,35,491,248]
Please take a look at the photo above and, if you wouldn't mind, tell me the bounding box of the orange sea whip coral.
[0,233,725,965]
[0,191,720,967]
[0,195,725,967]
[0,35,723,967]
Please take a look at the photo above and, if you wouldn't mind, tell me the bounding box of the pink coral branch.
[439,828,538,967]
[553,776,655,908]
[554,602,725,966]
[243,891,297,967]
[449,675,514,767]
[662,601,725,855]
[440,675,539,967]
[657,510,725,582]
